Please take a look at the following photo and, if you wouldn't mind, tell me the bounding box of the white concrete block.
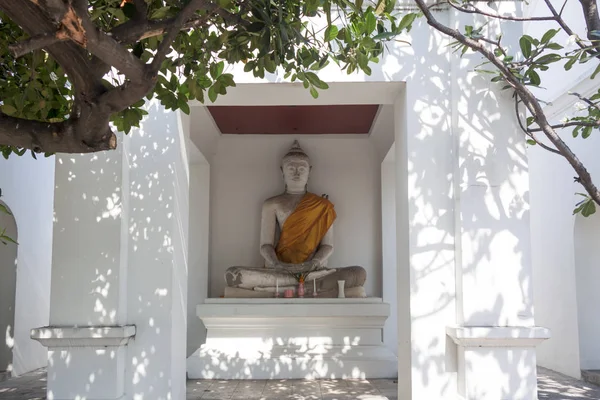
[447,326,551,400]
[187,298,397,379]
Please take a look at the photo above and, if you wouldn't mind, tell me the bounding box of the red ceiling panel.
[207,105,379,135]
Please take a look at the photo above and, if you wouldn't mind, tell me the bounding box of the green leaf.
[210,62,225,79]
[582,199,597,217]
[0,203,12,216]
[591,63,600,79]
[536,53,562,65]
[0,234,18,245]
[309,86,319,99]
[521,35,535,44]
[304,72,329,89]
[398,13,416,31]
[520,36,532,59]
[208,86,218,103]
[365,12,376,34]
[582,126,593,138]
[373,31,397,40]
[179,99,190,115]
[324,25,339,42]
[150,6,170,19]
[541,29,560,44]
[89,7,104,21]
[1,104,17,115]
[528,70,541,86]
[526,139,537,145]
[565,56,578,71]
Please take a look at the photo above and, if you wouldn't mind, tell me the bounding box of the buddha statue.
[224,140,367,298]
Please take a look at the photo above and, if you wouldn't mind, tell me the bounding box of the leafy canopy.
[0,0,417,158]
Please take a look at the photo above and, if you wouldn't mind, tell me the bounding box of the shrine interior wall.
[208,135,384,298]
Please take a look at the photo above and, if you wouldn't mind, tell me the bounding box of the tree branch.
[544,0,596,57]
[8,32,65,58]
[570,91,600,111]
[0,113,116,153]
[528,120,600,132]
[110,3,249,45]
[515,97,561,155]
[446,0,557,22]
[559,0,570,16]
[415,0,600,205]
[579,0,600,42]
[1,0,104,97]
[66,2,147,79]
[150,0,208,72]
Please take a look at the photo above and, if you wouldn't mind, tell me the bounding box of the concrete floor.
[1,367,599,399]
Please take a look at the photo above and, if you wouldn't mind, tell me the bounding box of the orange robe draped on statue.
[275,193,336,264]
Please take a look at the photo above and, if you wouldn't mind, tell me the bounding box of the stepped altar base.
[186,298,397,380]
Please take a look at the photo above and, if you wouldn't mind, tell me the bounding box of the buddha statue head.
[281,140,311,194]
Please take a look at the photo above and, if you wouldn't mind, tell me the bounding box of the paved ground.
[538,367,600,399]
[1,367,600,399]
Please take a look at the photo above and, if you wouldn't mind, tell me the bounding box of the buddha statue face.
[281,141,311,194]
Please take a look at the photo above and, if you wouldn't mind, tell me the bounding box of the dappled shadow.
[40,99,190,400]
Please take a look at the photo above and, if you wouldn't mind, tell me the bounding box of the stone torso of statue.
[224,140,367,298]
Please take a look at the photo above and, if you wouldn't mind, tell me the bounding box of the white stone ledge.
[31,325,136,348]
[197,298,389,328]
[446,326,551,348]
[205,297,384,304]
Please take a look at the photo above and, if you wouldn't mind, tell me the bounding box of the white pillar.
[445,4,548,400]
[124,104,189,400]
[34,147,132,400]
[381,148,398,355]
[32,103,190,400]
[395,75,458,400]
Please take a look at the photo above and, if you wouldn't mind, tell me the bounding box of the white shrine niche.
[209,136,386,299]
[185,83,400,379]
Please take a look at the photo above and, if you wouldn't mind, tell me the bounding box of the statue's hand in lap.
[274,259,322,274]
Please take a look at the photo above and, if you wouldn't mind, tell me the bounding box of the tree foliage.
[0,189,16,245]
[0,0,415,157]
[414,0,600,216]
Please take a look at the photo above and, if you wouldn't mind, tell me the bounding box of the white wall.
[381,146,397,355]
[574,213,600,370]
[528,79,600,376]
[0,154,53,376]
[529,137,582,377]
[187,163,210,356]
[209,135,383,298]
[522,0,600,378]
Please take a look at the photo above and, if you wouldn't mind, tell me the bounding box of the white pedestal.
[31,326,135,400]
[186,298,397,379]
[447,326,551,400]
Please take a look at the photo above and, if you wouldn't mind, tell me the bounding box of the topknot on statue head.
[281,140,310,167]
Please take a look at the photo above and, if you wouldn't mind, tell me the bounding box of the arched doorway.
[0,201,17,378]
